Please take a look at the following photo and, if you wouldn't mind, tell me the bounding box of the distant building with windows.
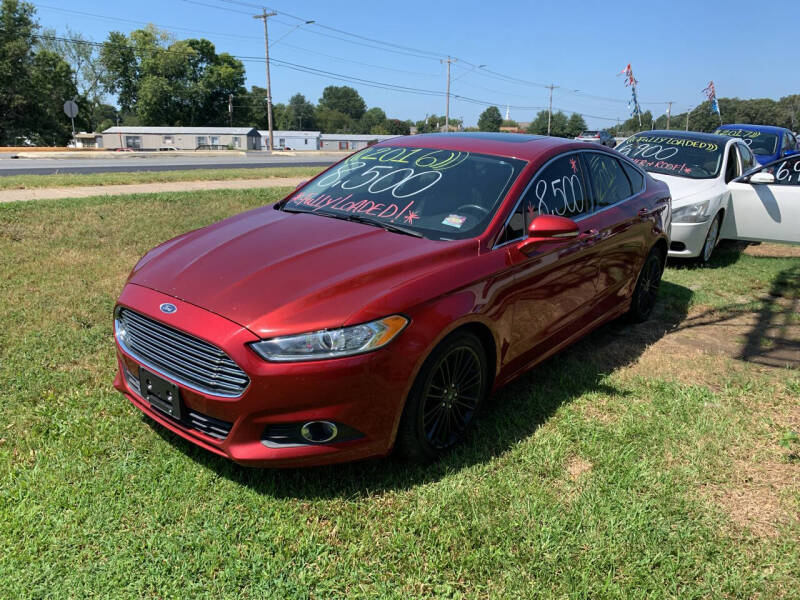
[101,126,262,150]
[319,133,400,151]
[260,130,320,151]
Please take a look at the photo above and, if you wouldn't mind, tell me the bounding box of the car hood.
[128,205,477,337]
[647,173,721,207]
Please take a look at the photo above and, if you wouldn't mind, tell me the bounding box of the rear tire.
[395,331,488,462]
[627,247,665,323]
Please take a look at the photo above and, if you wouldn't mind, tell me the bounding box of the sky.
[31,0,799,129]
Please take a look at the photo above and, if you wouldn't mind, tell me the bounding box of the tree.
[383,119,410,135]
[285,93,316,130]
[38,27,108,131]
[477,106,502,132]
[526,110,570,137]
[99,26,247,126]
[318,85,366,121]
[0,0,78,145]
[315,107,354,133]
[566,113,587,138]
[359,107,386,134]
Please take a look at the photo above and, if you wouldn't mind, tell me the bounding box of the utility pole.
[441,56,456,131]
[546,84,558,136]
[254,9,277,151]
[228,94,233,127]
[685,107,691,131]
[666,101,673,130]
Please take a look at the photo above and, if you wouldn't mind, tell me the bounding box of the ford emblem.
[159,303,177,314]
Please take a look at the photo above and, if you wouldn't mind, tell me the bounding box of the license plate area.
[138,367,182,420]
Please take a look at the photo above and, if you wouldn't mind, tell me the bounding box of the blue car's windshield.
[715,128,779,155]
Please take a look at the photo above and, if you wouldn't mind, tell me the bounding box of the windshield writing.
[715,128,778,155]
[282,146,526,240]
[616,134,723,179]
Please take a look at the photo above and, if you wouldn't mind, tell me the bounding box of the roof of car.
[374,132,584,161]
[717,124,789,135]
[629,129,732,145]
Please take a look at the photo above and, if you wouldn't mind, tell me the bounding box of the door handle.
[638,207,663,218]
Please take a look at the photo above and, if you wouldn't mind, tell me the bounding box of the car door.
[580,151,662,311]
[499,152,601,370]
[722,154,800,244]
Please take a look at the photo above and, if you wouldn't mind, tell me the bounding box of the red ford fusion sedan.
[113,133,670,467]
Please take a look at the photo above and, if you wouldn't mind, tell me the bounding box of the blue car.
[714,124,799,165]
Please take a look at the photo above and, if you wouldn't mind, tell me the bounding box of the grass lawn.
[1,189,798,599]
[0,166,327,190]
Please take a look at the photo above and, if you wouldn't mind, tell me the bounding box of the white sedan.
[616,131,800,262]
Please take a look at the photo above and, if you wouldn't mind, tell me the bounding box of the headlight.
[672,200,710,223]
[249,315,408,362]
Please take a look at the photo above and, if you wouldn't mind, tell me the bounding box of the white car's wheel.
[699,213,722,264]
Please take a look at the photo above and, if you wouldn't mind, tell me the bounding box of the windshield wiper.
[342,213,423,238]
[283,207,423,238]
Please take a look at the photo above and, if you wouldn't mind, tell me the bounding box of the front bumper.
[113,284,417,467]
[667,219,713,258]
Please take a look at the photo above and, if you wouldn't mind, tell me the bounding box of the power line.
[31,33,622,122]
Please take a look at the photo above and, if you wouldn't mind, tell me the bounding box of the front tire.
[395,331,488,462]
[698,212,722,264]
[628,247,665,323]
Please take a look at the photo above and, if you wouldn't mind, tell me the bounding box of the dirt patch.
[742,242,800,259]
[0,176,305,203]
[566,456,593,481]
[702,459,799,538]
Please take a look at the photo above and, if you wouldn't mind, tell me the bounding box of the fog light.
[300,421,338,443]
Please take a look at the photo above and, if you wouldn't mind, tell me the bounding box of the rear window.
[580,131,599,137]
[616,134,724,179]
[282,146,526,240]
[715,128,779,155]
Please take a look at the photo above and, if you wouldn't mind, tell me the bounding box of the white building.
[259,130,320,151]
[320,133,400,151]
[101,126,262,150]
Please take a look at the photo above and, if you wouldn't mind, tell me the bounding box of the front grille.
[187,410,233,439]
[122,364,233,440]
[116,307,250,397]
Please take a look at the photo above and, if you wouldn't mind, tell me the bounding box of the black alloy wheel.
[396,331,488,462]
[628,247,665,323]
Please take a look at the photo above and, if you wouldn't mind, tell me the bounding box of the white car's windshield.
[616,133,724,179]
[280,146,526,240]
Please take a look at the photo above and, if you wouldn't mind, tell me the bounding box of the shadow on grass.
[145,281,693,499]
[668,263,800,368]
[665,239,749,270]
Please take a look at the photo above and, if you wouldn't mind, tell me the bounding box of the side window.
[764,156,800,186]
[584,153,632,207]
[737,143,756,172]
[724,145,740,183]
[621,161,645,194]
[519,153,590,223]
[498,201,525,245]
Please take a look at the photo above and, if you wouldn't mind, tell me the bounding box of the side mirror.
[516,214,580,254]
[749,172,775,185]
[295,180,308,189]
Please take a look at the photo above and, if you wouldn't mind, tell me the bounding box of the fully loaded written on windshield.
[281,146,526,240]
[616,134,723,179]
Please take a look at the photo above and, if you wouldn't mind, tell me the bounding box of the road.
[0,152,340,176]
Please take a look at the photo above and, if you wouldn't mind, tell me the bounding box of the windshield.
[280,146,526,240]
[615,134,723,179]
[715,128,779,155]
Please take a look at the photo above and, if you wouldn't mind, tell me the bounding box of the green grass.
[1,190,798,598]
[0,166,327,190]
